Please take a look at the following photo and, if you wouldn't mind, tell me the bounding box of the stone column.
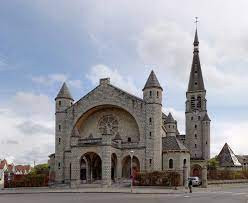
[70,153,80,188]
[116,156,122,181]
[102,133,112,187]
[183,166,189,188]
[202,165,208,188]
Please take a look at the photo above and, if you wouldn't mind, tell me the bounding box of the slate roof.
[143,70,162,90]
[56,82,74,100]
[217,143,242,167]
[202,113,211,121]
[236,155,248,164]
[187,29,205,92]
[162,136,188,151]
[165,113,176,124]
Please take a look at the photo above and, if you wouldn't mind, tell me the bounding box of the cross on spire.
[194,17,199,28]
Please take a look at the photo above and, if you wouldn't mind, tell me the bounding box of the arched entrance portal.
[80,152,102,183]
[122,155,140,178]
[191,164,202,178]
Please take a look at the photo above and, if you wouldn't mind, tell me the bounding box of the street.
[0,187,248,203]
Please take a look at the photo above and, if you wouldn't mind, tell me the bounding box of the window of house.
[58,162,61,169]
[149,132,152,138]
[128,137,131,142]
[149,91,152,97]
[169,125,170,128]
[149,117,152,124]
[195,82,198,85]
[149,159,152,167]
[191,117,193,121]
[59,124,61,131]
[157,91,159,98]
[206,141,208,145]
[169,159,173,169]
[58,137,61,144]
[198,116,201,120]
[58,100,61,106]
[195,124,197,129]
[195,144,197,148]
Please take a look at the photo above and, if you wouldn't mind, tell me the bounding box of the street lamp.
[129,150,134,193]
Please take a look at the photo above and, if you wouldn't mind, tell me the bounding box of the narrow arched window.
[128,137,131,142]
[157,91,159,98]
[149,91,152,97]
[191,96,195,109]
[197,96,201,108]
[149,117,152,124]
[58,100,61,106]
[183,159,187,166]
[169,159,173,169]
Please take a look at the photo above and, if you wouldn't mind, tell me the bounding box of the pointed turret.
[165,113,176,124]
[187,29,205,92]
[56,82,74,101]
[143,70,163,91]
[202,113,211,121]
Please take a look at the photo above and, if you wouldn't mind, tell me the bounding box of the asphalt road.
[0,187,248,203]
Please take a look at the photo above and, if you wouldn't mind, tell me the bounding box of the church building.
[49,29,211,188]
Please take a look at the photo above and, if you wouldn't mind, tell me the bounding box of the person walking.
[188,179,193,193]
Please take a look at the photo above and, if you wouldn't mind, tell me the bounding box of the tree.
[30,163,49,175]
[208,156,219,171]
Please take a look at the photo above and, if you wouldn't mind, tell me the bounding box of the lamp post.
[129,150,134,193]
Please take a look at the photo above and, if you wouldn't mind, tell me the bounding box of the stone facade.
[49,29,211,187]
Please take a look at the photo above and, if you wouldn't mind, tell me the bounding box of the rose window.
[98,115,118,135]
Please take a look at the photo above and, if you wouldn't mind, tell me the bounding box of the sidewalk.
[1,183,247,195]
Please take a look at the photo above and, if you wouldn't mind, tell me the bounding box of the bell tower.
[185,29,211,160]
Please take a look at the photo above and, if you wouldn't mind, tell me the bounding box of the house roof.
[217,143,242,167]
[0,159,7,170]
[162,136,188,151]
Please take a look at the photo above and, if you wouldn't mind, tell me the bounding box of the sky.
[0,0,248,165]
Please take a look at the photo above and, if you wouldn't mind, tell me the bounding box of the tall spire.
[187,28,205,92]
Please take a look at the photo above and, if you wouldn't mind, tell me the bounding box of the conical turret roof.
[55,82,74,100]
[187,29,205,92]
[202,113,211,121]
[165,113,176,124]
[143,70,162,91]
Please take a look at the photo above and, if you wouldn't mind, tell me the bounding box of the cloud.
[87,64,141,97]
[31,74,82,89]
[5,140,19,145]
[16,121,54,136]
[0,92,54,165]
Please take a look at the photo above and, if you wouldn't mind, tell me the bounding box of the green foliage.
[134,171,180,186]
[30,163,49,175]
[208,156,219,170]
